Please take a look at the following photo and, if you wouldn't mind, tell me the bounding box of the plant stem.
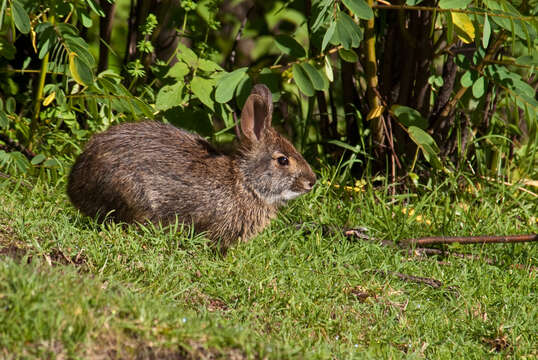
[30,15,55,150]
[364,0,384,152]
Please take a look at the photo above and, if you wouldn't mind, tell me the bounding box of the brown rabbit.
[67,84,316,248]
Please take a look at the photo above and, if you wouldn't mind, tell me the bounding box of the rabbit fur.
[67,84,316,248]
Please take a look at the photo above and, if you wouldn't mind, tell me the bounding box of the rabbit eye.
[277,156,289,166]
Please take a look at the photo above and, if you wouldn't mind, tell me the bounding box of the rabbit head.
[237,84,316,206]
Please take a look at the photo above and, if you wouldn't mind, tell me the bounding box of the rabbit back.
[67,121,257,239]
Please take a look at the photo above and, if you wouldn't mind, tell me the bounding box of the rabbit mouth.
[264,190,301,205]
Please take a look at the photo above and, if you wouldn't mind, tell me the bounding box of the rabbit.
[67,84,316,248]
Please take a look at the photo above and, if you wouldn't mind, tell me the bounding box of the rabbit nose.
[303,177,316,190]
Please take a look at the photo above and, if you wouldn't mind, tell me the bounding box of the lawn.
[0,174,536,359]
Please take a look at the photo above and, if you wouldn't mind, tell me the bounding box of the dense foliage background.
[0,0,537,186]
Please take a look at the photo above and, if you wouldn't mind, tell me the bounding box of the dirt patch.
[482,335,511,353]
[45,248,87,267]
[0,243,27,260]
[88,332,245,360]
[183,289,230,313]
[0,224,29,262]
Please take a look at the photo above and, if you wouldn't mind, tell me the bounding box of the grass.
[0,173,537,359]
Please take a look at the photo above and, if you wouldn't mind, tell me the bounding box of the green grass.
[0,174,537,359]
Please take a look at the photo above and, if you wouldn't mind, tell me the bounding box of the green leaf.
[167,62,190,80]
[5,97,15,114]
[301,63,326,91]
[342,0,374,20]
[0,110,8,129]
[80,11,93,27]
[322,22,336,52]
[482,14,491,49]
[460,70,474,87]
[176,42,198,68]
[235,76,253,109]
[64,34,96,67]
[274,35,306,58]
[292,64,314,97]
[31,154,46,165]
[338,48,358,63]
[408,126,442,169]
[37,26,56,59]
[0,37,16,59]
[258,68,281,102]
[338,12,362,48]
[324,56,333,82]
[439,0,471,9]
[43,158,60,168]
[472,76,486,98]
[190,77,215,111]
[10,151,30,173]
[0,98,8,129]
[445,12,454,43]
[483,0,536,42]
[328,140,362,153]
[215,67,248,103]
[11,1,30,34]
[515,55,538,66]
[69,53,94,86]
[197,59,223,73]
[392,105,428,130]
[85,0,105,17]
[156,82,184,111]
[334,17,351,49]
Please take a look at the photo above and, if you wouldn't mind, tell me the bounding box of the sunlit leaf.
[31,154,46,165]
[43,91,56,106]
[472,76,486,98]
[408,126,442,169]
[167,62,190,79]
[439,0,471,9]
[452,13,475,43]
[482,14,491,48]
[68,53,93,86]
[176,42,198,67]
[198,59,223,73]
[367,105,384,121]
[156,82,184,111]
[460,70,474,87]
[324,56,333,82]
[215,67,248,103]
[190,76,215,111]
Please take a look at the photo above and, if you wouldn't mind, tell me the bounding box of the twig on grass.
[402,234,538,246]
[0,171,33,189]
[0,133,37,160]
[408,247,496,265]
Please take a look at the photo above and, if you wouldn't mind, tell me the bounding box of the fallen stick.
[408,247,496,265]
[402,234,538,246]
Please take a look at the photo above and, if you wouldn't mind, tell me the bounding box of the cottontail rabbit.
[67,84,316,248]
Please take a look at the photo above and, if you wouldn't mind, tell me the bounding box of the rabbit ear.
[240,84,273,142]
